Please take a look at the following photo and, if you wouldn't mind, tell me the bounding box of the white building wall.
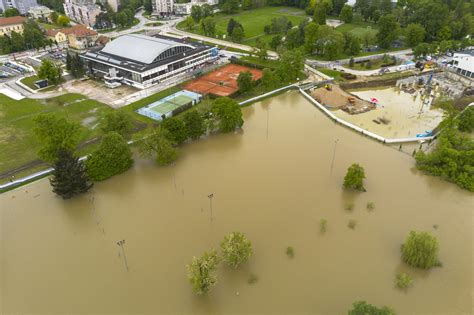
[153,0,174,15]
[1,0,37,14]
[452,53,474,79]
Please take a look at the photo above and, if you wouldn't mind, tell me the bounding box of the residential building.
[152,0,174,16]
[155,0,217,16]
[28,5,53,22]
[46,24,98,49]
[81,34,219,89]
[63,0,102,28]
[0,16,26,36]
[0,0,37,14]
[452,53,474,79]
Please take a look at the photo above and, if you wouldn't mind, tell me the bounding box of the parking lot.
[0,62,32,83]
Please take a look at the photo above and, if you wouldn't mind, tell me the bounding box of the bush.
[395,273,413,289]
[286,246,294,258]
[247,274,258,284]
[186,249,220,295]
[320,219,327,233]
[348,301,395,315]
[366,202,375,210]
[220,231,253,268]
[457,106,474,132]
[348,219,357,229]
[345,203,354,211]
[343,163,366,191]
[401,231,440,269]
[86,132,133,181]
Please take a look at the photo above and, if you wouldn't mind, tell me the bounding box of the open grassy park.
[0,93,111,176]
[178,6,308,46]
[335,20,379,38]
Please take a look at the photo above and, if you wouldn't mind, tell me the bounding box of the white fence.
[298,88,437,144]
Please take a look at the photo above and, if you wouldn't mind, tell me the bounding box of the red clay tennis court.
[184,64,263,97]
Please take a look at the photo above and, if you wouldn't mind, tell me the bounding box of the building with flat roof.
[81,34,219,89]
[63,0,102,28]
[0,0,37,14]
[452,52,474,79]
[0,16,26,36]
[28,5,53,21]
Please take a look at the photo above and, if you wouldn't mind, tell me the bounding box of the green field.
[335,20,379,38]
[0,93,111,175]
[150,95,193,114]
[20,76,41,90]
[178,6,308,46]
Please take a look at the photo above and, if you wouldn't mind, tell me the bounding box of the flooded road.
[334,87,444,138]
[1,91,472,314]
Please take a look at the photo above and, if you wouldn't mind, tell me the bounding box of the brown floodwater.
[334,87,444,139]
[1,91,472,314]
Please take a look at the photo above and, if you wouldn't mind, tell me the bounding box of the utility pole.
[116,239,128,272]
[330,139,339,174]
[208,193,214,222]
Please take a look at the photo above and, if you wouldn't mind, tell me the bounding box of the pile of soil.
[310,85,375,114]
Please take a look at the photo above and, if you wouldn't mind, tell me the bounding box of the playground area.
[184,64,263,97]
[136,90,202,121]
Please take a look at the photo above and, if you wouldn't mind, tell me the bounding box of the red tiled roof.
[45,24,98,38]
[0,16,26,27]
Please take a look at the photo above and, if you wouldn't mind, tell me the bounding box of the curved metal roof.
[101,34,194,64]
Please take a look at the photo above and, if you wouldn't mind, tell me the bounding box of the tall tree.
[313,2,327,25]
[85,132,133,181]
[183,110,206,140]
[277,49,304,82]
[200,17,216,37]
[186,249,220,295]
[237,71,253,93]
[261,68,280,90]
[211,97,244,133]
[161,116,188,145]
[402,231,440,269]
[100,110,134,138]
[343,163,366,191]
[4,8,20,17]
[34,114,82,162]
[376,14,399,48]
[139,128,178,166]
[404,23,426,47]
[221,232,253,268]
[50,149,92,199]
[38,59,62,85]
[339,4,353,23]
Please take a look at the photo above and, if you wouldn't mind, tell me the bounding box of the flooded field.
[333,87,444,138]
[1,91,472,314]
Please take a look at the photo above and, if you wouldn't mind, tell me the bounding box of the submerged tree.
[183,110,206,140]
[139,128,178,166]
[401,231,440,269]
[211,97,244,133]
[221,231,253,268]
[343,163,366,191]
[161,116,189,145]
[186,249,220,295]
[50,149,92,199]
[85,132,133,181]
[348,301,395,315]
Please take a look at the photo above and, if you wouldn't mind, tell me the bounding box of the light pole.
[208,193,214,222]
[116,239,129,272]
[330,139,339,174]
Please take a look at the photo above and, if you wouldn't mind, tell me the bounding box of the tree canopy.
[186,249,220,295]
[402,231,440,269]
[85,132,133,181]
[211,97,244,133]
[347,301,395,315]
[237,71,253,93]
[139,128,178,166]
[221,232,253,268]
[343,163,366,191]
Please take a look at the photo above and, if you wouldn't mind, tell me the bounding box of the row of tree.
[187,231,252,295]
[35,96,245,199]
[0,20,49,54]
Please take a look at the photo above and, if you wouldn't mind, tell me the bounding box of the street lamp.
[208,193,214,222]
[116,239,129,272]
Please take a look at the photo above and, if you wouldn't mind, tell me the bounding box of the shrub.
[220,231,253,268]
[186,249,220,295]
[343,163,366,191]
[247,274,258,284]
[286,246,294,258]
[348,301,395,315]
[86,132,133,181]
[366,202,375,210]
[457,106,474,132]
[401,231,440,269]
[345,203,354,211]
[348,219,357,229]
[320,219,327,233]
[395,272,413,289]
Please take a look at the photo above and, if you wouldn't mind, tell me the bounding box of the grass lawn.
[39,22,68,30]
[347,57,401,70]
[177,6,308,47]
[0,93,111,174]
[20,75,41,90]
[335,20,379,38]
[145,22,163,27]
[316,68,346,82]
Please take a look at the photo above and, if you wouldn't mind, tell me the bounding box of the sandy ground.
[62,79,137,107]
[310,85,375,114]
